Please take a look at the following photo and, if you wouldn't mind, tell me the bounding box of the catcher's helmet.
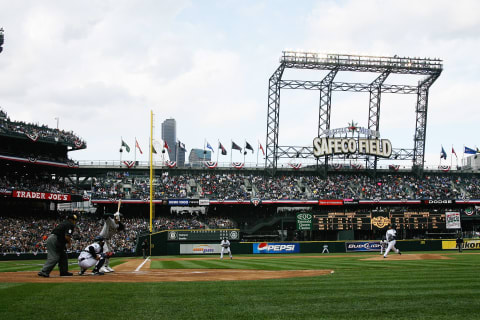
[94,236,104,242]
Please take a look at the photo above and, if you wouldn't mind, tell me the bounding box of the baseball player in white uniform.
[383,224,401,258]
[220,238,232,259]
[379,237,388,255]
[99,209,125,272]
[78,236,106,275]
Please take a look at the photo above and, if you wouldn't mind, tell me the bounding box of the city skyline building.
[161,118,176,161]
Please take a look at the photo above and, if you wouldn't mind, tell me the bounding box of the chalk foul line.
[135,257,150,272]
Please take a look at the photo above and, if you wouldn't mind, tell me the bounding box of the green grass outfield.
[0,252,479,320]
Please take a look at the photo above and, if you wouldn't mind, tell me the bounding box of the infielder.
[383,224,401,258]
[99,202,125,272]
[220,237,232,259]
[78,236,108,276]
[379,236,388,255]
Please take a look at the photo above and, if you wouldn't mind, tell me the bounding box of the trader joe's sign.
[13,190,71,201]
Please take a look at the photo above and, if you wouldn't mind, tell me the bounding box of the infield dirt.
[0,253,451,283]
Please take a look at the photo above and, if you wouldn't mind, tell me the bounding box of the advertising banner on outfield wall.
[253,243,300,254]
[180,244,223,254]
[345,241,382,252]
[442,240,480,250]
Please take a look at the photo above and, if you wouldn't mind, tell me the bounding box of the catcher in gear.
[99,209,125,272]
[220,237,232,260]
[78,236,106,275]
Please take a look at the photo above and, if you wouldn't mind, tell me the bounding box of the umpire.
[38,214,78,277]
[142,239,149,259]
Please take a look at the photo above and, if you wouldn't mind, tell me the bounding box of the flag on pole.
[135,139,143,154]
[464,146,477,154]
[178,140,186,151]
[219,142,227,155]
[259,142,265,156]
[452,146,457,158]
[206,142,214,153]
[232,141,242,152]
[440,146,447,160]
[245,141,254,153]
[121,139,130,152]
[164,140,170,152]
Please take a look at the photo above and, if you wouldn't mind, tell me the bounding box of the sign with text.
[442,240,480,250]
[345,241,382,252]
[253,243,300,254]
[318,199,343,206]
[313,137,392,158]
[296,213,313,230]
[167,229,240,241]
[12,190,71,202]
[445,212,461,229]
[180,244,222,254]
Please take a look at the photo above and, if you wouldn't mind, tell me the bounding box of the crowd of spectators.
[0,172,79,195]
[253,175,305,200]
[1,169,477,201]
[0,213,236,254]
[197,173,250,200]
[0,108,86,148]
[89,172,479,200]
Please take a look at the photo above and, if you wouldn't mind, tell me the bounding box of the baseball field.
[0,252,478,320]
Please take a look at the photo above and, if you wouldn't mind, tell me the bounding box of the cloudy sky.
[0,0,479,168]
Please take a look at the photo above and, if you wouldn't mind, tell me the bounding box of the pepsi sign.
[253,243,300,254]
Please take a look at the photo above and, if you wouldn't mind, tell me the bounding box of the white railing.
[75,160,474,172]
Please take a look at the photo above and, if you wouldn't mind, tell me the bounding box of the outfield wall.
[2,238,477,261]
[136,231,480,256]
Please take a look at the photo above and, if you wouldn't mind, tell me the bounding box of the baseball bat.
[117,199,122,212]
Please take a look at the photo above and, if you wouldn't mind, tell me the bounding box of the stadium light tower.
[0,28,4,53]
[265,50,442,175]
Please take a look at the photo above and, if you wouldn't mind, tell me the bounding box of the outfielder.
[78,236,108,275]
[220,237,232,259]
[99,202,125,272]
[383,224,401,258]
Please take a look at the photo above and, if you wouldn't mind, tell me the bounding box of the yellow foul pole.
[149,110,154,233]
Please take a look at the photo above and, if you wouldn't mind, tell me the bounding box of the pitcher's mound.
[363,253,451,261]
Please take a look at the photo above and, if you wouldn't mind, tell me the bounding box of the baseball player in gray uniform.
[99,207,125,272]
[220,237,232,259]
[383,224,401,258]
[78,236,107,275]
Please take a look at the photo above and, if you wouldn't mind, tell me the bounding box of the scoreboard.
[313,212,446,230]
[390,212,445,229]
[167,229,240,241]
[315,212,371,230]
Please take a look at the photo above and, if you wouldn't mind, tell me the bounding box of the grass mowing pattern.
[0,253,479,320]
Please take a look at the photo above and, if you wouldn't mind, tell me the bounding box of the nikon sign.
[296,213,313,230]
[313,137,392,158]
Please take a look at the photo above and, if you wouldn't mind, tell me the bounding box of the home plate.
[191,271,207,274]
